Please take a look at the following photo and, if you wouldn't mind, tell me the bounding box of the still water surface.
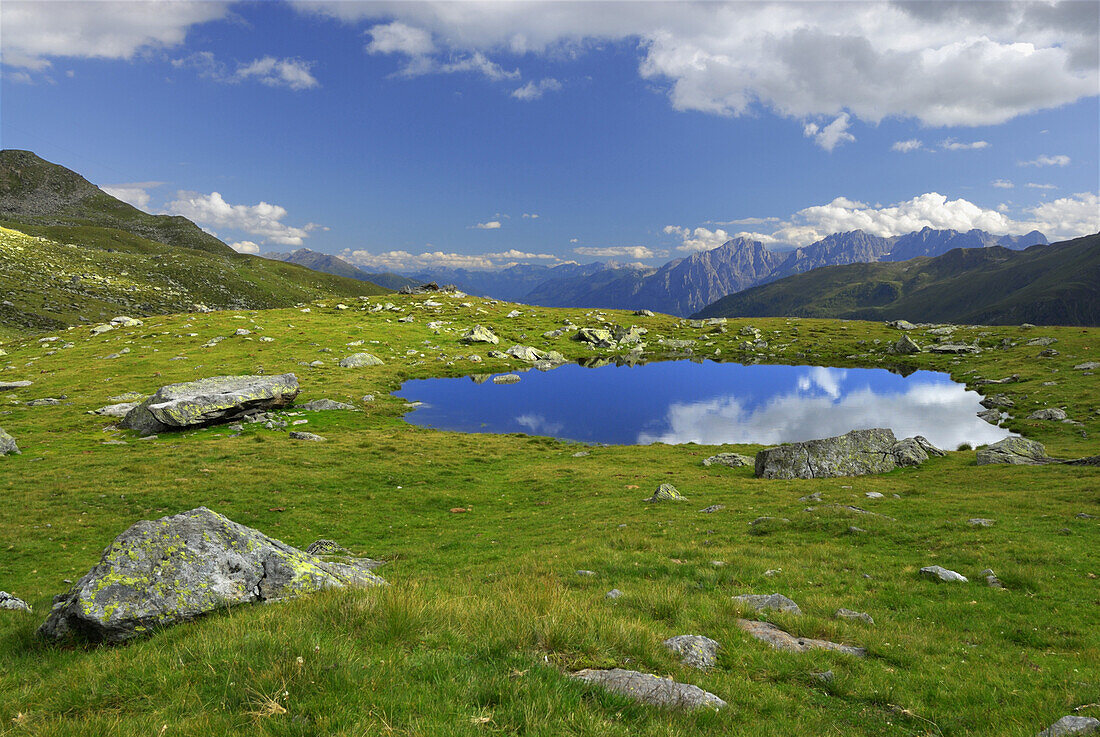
[394,361,1011,449]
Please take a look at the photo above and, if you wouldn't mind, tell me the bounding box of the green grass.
[0,294,1097,736]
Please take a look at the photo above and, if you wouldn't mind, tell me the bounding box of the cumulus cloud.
[341,248,563,271]
[992,179,1014,189]
[1,1,229,70]
[666,191,1100,249]
[803,113,856,151]
[892,139,924,153]
[1020,154,1071,167]
[471,220,502,230]
[572,246,667,259]
[521,213,539,219]
[166,191,315,246]
[512,77,562,100]
[100,181,163,210]
[941,138,990,150]
[296,1,1098,127]
[365,21,435,56]
[172,52,319,90]
[230,240,261,254]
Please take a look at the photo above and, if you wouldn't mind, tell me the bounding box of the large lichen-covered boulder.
[755,428,900,479]
[121,374,299,435]
[976,437,1052,466]
[0,427,18,456]
[460,325,499,345]
[339,353,384,368]
[571,668,727,710]
[39,507,385,644]
[892,436,945,467]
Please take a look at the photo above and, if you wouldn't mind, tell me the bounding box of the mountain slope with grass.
[694,233,1100,326]
[0,294,1096,736]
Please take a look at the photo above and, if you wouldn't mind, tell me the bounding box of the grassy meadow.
[0,291,1097,736]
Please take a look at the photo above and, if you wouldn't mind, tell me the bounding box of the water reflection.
[394,361,1012,449]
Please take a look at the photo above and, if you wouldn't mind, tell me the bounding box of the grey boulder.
[0,380,33,390]
[702,452,754,468]
[888,334,922,355]
[339,353,384,368]
[91,402,139,418]
[755,428,932,479]
[733,593,802,614]
[646,483,685,502]
[662,634,720,669]
[122,374,300,435]
[976,437,1052,466]
[835,608,874,625]
[297,399,357,411]
[1038,716,1099,736]
[1028,408,1068,421]
[461,325,499,345]
[39,507,385,644]
[0,591,30,611]
[571,668,726,710]
[0,427,18,455]
[920,565,968,583]
[737,619,866,657]
[891,435,945,467]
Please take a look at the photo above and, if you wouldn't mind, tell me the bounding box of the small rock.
[0,427,19,456]
[298,399,357,411]
[605,589,623,599]
[1037,715,1099,737]
[980,568,1005,589]
[461,325,499,345]
[865,492,884,499]
[576,570,596,577]
[646,483,685,502]
[920,565,968,583]
[662,634,720,669]
[1028,408,1068,421]
[968,518,995,527]
[1072,362,1100,371]
[835,608,874,625]
[702,452,754,468]
[699,504,724,513]
[733,593,801,614]
[737,619,865,657]
[570,668,726,710]
[0,591,30,611]
[289,431,326,441]
[339,353,384,368]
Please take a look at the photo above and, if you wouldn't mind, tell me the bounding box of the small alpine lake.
[394,360,1013,449]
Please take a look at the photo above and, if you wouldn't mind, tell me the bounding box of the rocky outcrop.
[0,427,19,455]
[121,374,299,435]
[976,437,1052,466]
[39,507,385,644]
[755,428,938,479]
[571,668,727,710]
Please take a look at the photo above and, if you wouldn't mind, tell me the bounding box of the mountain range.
[264,249,418,291]
[694,233,1100,326]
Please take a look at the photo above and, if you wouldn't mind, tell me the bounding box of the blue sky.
[2,1,1097,271]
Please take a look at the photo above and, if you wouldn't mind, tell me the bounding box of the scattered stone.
[492,374,521,384]
[756,428,931,479]
[976,437,1053,466]
[289,431,326,441]
[361,395,374,403]
[0,427,19,455]
[298,399,357,411]
[1037,716,1099,736]
[39,507,385,643]
[461,325,499,345]
[812,670,834,683]
[888,334,922,355]
[891,435,945,467]
[122,374,299,435]
[570,668,726,710]
[920,565,968,583]
[634,309,655,317]
[571,451,590,457]
[91,402,139,418]
[750,516,789,526]
[977,408,1002,423]
[980,393,1015,409]
[733,593,802,614]
[1027,336,1058,347]
[699,504,724,513]
[0,380,32,390]
[1028,408,1068,421]
[930,343,980,354]
[646,483,685,502]
[702,452,754,468]
[505,310,522,318]
[887,320,917,330]
[576,570,596,577]
[605,589,623,600]
[981,569,1005,589]
[1038,348,1060,357]
[505,344,552,362]
[662,634,720,669]
[0,591,30,611]
[974,374,1020,385]
[865,492,884,499]
[339,353,384,368]
[968,518,995,527]
[1073,362,1100,371]
[835,608,874,625]
[737,619,866,657]
[27,398,61,406]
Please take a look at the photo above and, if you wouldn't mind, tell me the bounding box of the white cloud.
[397,51,520,82]
[486,249,558,260]
[297,2,1099,127]
[891,139,924,153]
[522,213,539,219]
[572,246,667,259]
[230,240,261,254]
[166,191,314,246]
[172,52,319,90]
[992,179,1014,189]
[235,57,318,90]
[100,181,164,210]
[471,220,502,230]
[341,248,564,271]
[1026,182,1057,190]
[569,237,579,243]
[1,1,229,69]
[803,113,855,151]
[1020,154,1071,167]
[365,21,435,56]
[941,138,990,150]
[511,77,562,100]
[667,191,1099,249]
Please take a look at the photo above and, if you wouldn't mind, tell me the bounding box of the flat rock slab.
[0,380,32,390]
[920,565,968,583]
[662,634,720,669]
[1038,716,1099,736]
[835,608,874,625]
[702,452,754,468]
[298,399,357,411]
[733,593,802,614]
[755,428,899,479]
[0,427,18,456]
[339,353,384,368]
[976,437,1052,466]
[39,507,385,644]
[737,619,866,657]
[91,402,139,417]
[122,374,299,435]
[571,668,727,710]
[289,431,326,441]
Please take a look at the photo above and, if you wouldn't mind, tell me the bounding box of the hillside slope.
[694,233,1100,326]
